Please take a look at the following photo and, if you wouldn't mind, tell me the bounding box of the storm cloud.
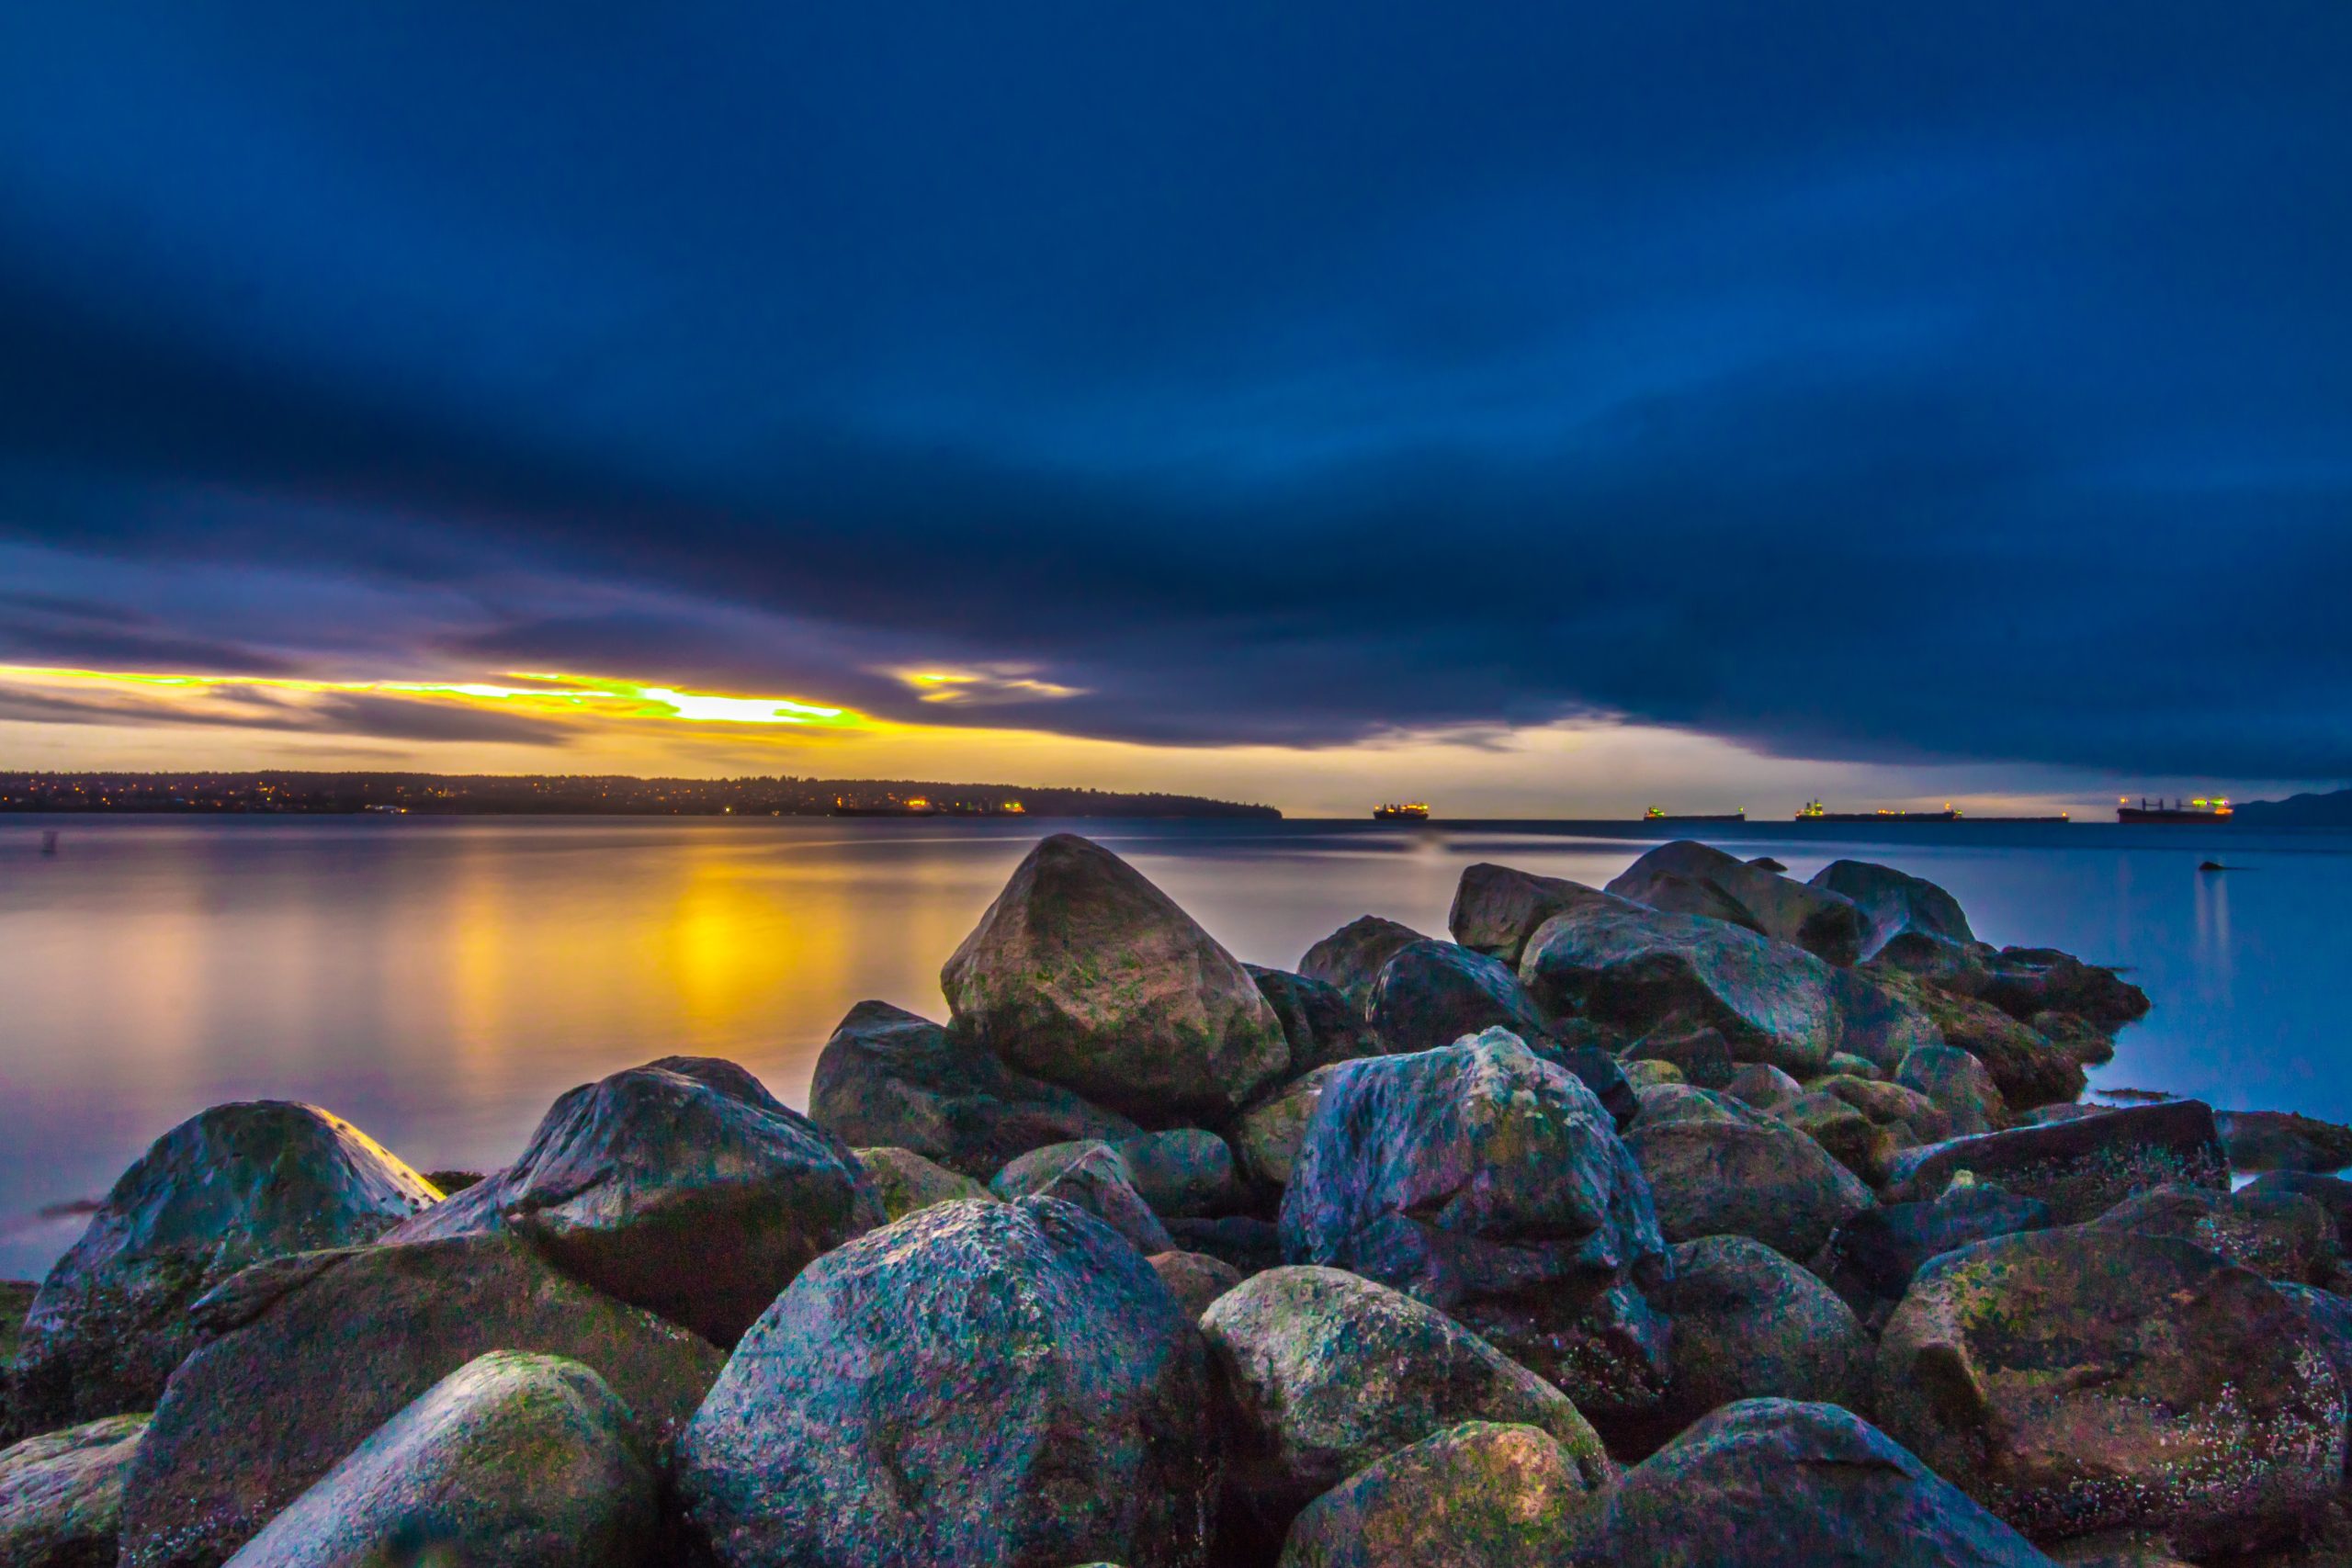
[2,4,2346,779]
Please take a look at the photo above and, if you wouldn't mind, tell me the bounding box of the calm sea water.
[2,814,2344,1279]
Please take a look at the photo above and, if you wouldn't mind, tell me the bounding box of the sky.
[2,4,2347,817]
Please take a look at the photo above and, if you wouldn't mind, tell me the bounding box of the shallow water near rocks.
[1,814,2344,1278]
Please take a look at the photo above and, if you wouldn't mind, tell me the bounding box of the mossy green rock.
[220,1353,654,1568]
[0,1278,34,1367]
[10,1102,438,1436]
[990,1141,1174,1254]
[810,999,1138,1179]
[0,1413,149,1568]
[1874,1227,2346,1551]
[940,834,1287,1126]
[1280,1030,1669,1416]
[1278,1420,1605,1568]
[1866,969,2084,1112]
[1519,893,1839,1076]
[1627,1103,1872,1262]
[1232,1064,1346,1190]
[119,1232,721,1568]
[388,1056,879,1346]
[680,1197,1217,1568]
[1582,1399,2057,1566]
[1202,1266,1611,1553]
[854,1145,995,1221]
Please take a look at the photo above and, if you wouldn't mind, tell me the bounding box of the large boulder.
[1115,1130,1247,1218]
[2245,1171,2352,1252]
[809,999,1139,1179]
[2217,1110,2352,1174]
[1626,1099,1872,1262]
[1874,1228,2347,1551]
[1628,1236,1871,1454]
[1447,864,1610,967]
[1520,895,1839,1076]
[1276,1420,1605,1568]
[1882,1100,2228,1224]
[1200,1267,1611,1554]
[1365,940,1548,1055]
[1971,949,2149,1032]
[386,1057,880,1346]
[1826,967,1946,1072]
[940,834,1288,1126]
[9,1102,438,1435]
[1810,1184,2053,1330]
[2086,1182,2338,1285]
[1781,1076,1952,1187]
[1297,917,1426,1010]
[1865,970,2086,1111]
[1280,1030,1669,1416]
[1248,964,1382,1077]
[854,1145,996,1221]
[220,1352,655,1568]
[1808,859,1977,958]
[118,1233,721,1568]
[990,1141,1175,1254]
[678,1198,1218,1568]
[1607,840,1867,965]
[1579,1399,2058,1566]
[0,1413,149,1568]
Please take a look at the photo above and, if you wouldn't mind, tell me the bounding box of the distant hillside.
[0,771,1283,819]
[2231,787,2352,826]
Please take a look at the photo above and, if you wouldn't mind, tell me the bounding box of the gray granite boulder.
[1201,1267,1610,1555]
[1630,1236,1871,1452]
[1280,1030,1669,1416]
[1809,859,1977,958]
[1298,916,1426,1010]
[1881,1100,2227,1224]
[1276,1420,1605,1568]
[10,1102,438,1435]
[1580,1399,2058,1566]
[1875,1228,2346,1551]
[118,1233,720,1568]
[854,1145,996,1221]
[1248,964,1382,1077]
[990,1141,1175,1254]
[1826,966,1946,1071]
[1232,1065,1345,1191]
[1626,1099,1872,1262]
[0,1413,148,1568]
[1148,1250,1242,1321]
[387,1057,879,1346]
[1366,939,1549,1055]
[1520,895,1839,1076]
[220,1352,655,1568]
[1607,840,1867,965]
[1865,970,2085,1111]
[1810,1184,2053,1330]
[678,1197,1218,1568]
[940,834,1288,1126]
[1447,863,1611,967]
[809,998,1139,1179]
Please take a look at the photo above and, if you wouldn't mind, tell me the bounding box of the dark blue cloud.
[1,3,2346,777]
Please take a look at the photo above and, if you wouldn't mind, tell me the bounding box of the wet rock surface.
[1882,1100,2228,1223]
[1626,1097,1873,1262]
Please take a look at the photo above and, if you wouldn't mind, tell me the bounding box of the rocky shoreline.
[5,832,2350,1566]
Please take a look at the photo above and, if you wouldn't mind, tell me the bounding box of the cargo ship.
[1796,800,1962,823]
[1373,802,1430,822]
[2116,796,2233,824]
[1644,807,1746,823]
